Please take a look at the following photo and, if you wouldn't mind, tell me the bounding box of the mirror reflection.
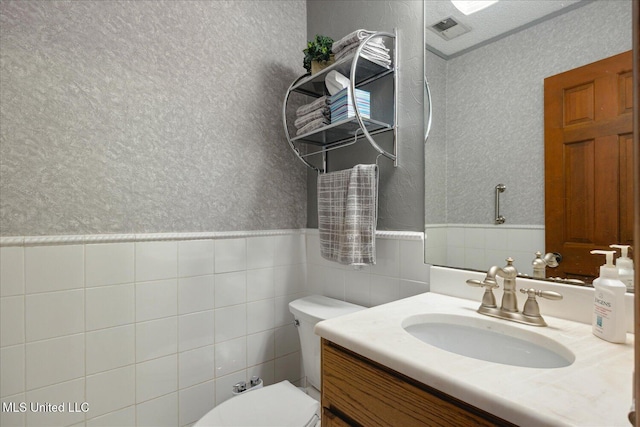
[423,0,633,286]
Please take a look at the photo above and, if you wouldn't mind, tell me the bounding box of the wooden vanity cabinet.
[321,339,516,427]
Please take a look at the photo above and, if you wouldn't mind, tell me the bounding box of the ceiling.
[424,0,588,58]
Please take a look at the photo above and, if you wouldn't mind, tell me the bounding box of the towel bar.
[495,183,506,224]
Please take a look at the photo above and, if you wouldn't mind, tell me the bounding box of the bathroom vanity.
[316,268,634,426]
[321,339,513,426]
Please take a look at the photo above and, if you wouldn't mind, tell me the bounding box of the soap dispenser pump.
[590,250,626,343]
[610,245,634,291]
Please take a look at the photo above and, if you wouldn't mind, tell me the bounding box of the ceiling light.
[451,0,499,15]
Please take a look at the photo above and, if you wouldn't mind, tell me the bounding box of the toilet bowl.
[194,295,365,427]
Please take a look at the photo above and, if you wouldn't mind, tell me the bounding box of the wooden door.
[545,51,633,281]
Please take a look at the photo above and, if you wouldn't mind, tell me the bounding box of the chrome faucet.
[466,257,562,326]
[531,251,561,279]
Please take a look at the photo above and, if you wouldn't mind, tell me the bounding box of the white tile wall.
[86,284,135,331]
[136,392,178,427]
[86,366,136,419]
[86,325,135,375]
[85,243,135,287]
[425,225,545,276]
[0,247,25,296]
[25,334,85,391]
[0,232,307,427]
[305,231,429,308]
[26,378,85,427]
[0,230,429,427]
[178,381,215,427]
[135,241,178,282]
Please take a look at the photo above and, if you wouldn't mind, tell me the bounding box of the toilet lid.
[195,380,320,427]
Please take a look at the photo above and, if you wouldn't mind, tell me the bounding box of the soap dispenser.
[610,244,634,291]
[591,250,627,343]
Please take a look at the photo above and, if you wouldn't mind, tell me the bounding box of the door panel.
[620,133,634,244]
[545,50,633,281]
[564,139,594,244]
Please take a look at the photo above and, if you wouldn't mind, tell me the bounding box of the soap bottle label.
[593,291,614,336]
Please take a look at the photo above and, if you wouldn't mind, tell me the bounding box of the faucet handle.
[520,288,563,301]
[519,288,562,322]
[467,279,498,308]
[466,279,498,289]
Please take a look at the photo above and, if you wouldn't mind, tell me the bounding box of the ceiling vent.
[428,17,471,41]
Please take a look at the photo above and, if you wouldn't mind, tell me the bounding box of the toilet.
[194,295,365,427]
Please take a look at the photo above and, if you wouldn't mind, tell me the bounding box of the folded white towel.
[325,71,350,96]
[296,96,328,117]
[294,108,329,129]
[296,117,330,136]
[334,41,389,59]
[317,164,378,265]
[331,29,385,54]
[334,43,391,67]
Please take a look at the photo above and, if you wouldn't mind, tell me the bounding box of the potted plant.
[303,34,334,74]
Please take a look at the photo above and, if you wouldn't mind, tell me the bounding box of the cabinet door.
[322,340,514,427]
[322,408,352,427]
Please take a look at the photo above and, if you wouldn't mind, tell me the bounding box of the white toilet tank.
[289,295,365,391]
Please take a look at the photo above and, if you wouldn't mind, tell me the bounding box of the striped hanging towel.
[317,164,378,265]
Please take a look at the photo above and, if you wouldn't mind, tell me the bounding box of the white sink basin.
[402,313,575,369]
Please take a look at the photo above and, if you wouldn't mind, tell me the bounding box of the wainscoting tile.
[25,334,84,390]
[246,236,275,270]
[85,243,134,287]
[136,392,178,427]
[25,290,84,342]
[1,296,24,347]
[86,365,135,418]
[136,317,178,362]
[214,337,246,378]
[246,299,275,335]
[86,406,135,427]
[178,381,215,427]
[86,284,134,331]
[25,245,84,294]
[214,272,246,309]
[246,330,275,367]
[135,279,177,322]
[214,239,246,273]
[178,240,215,278]
[178,275,215,315]
[179,345,215,389]
[178,311,215,352]
[246,268,275,302]
[0,247,25,297]
[136,355,178,404]
[0,345,24,397]
[25,378,85,427]
[86,325,135,375]
[135,241,178,282]
[214,305,246,343]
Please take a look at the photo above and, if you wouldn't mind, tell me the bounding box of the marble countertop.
[315,292,634,426]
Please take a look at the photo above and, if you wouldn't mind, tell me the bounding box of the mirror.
[423,0,633,284]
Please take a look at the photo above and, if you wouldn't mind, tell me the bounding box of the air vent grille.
[428,16,471,41]
[433,18,458,32]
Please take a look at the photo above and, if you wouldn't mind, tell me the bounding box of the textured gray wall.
[435,0,632,226]
[305,0,425,231]
[0,0,307,236]
[423,50,447,225]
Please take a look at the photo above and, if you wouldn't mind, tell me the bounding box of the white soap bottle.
[610,244,635,291]
[591,250,627,343]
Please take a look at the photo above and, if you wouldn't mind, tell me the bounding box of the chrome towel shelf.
[282,30,398,173]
